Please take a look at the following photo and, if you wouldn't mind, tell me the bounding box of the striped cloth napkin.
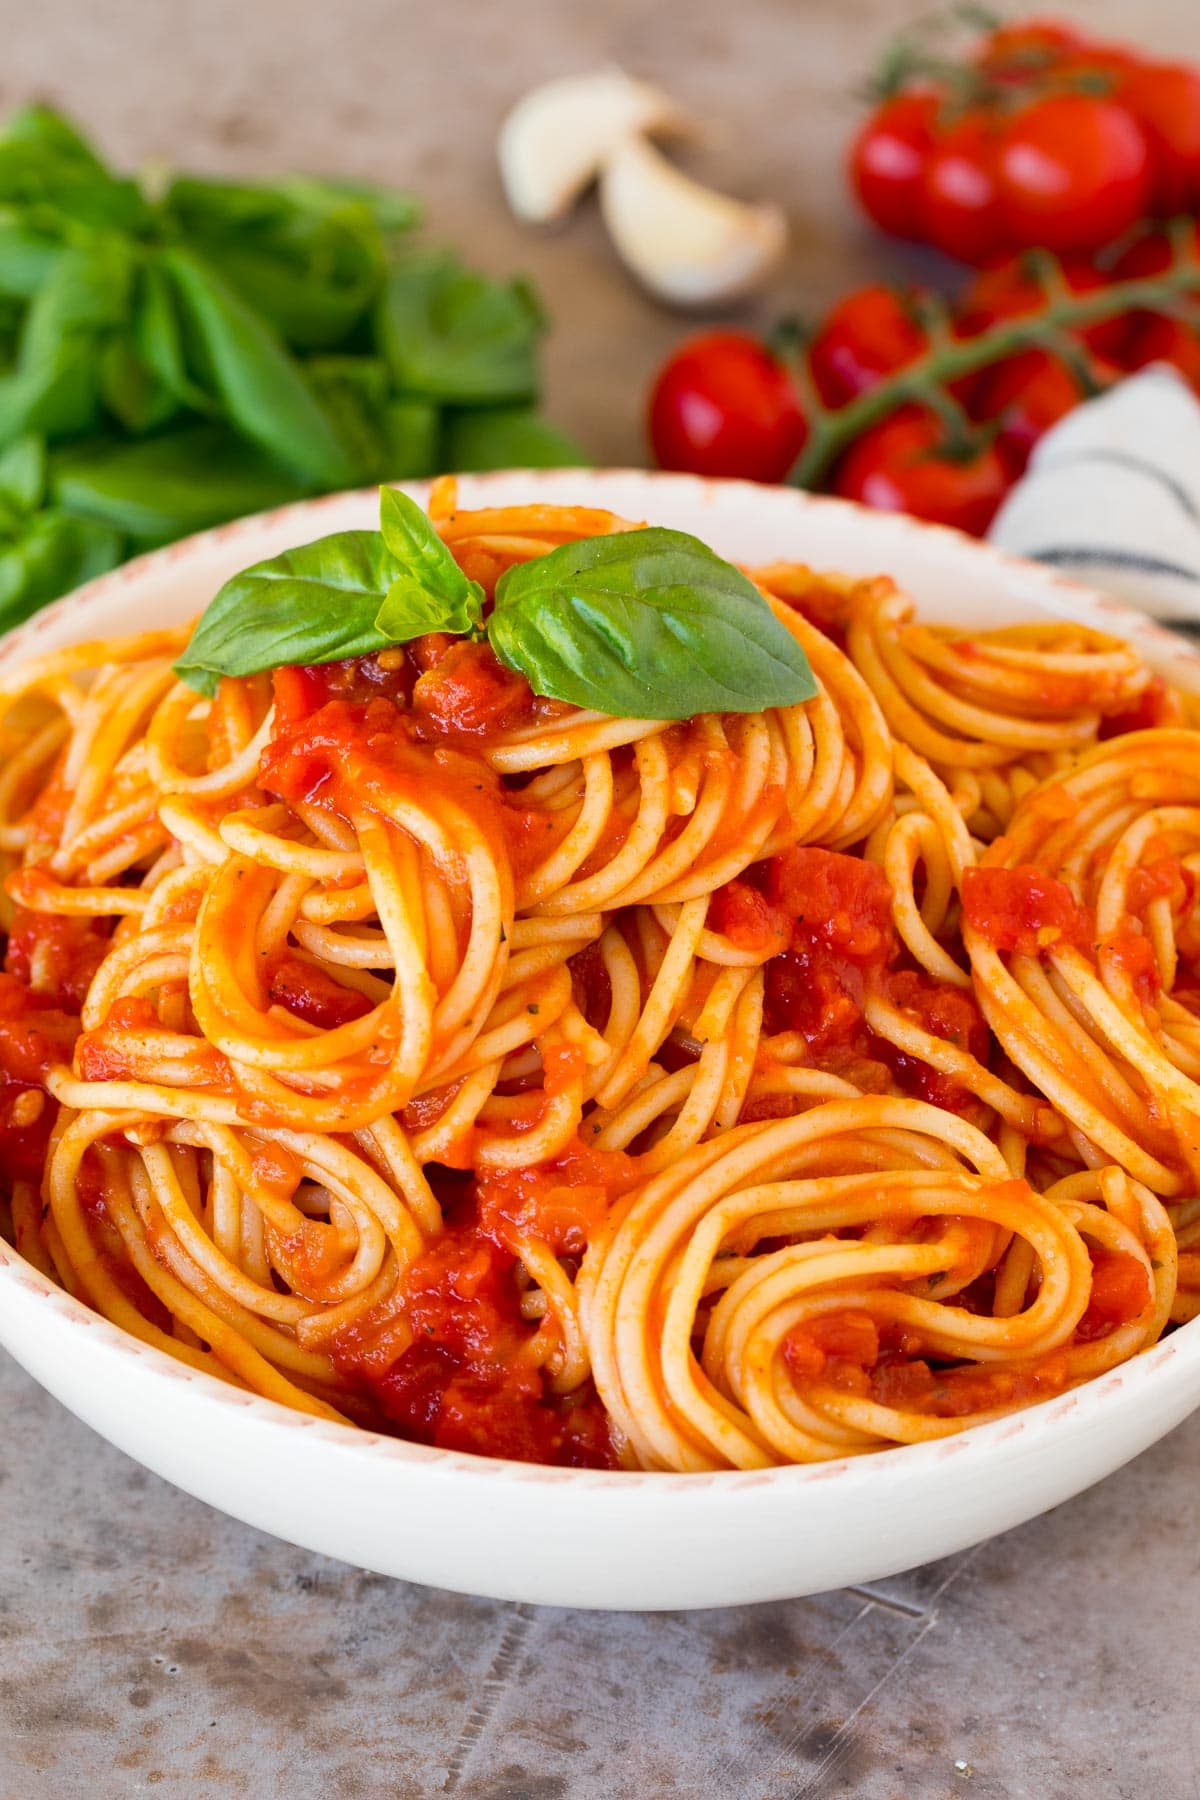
[988,366,1200,629]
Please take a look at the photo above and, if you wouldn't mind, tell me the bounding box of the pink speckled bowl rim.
[1,466,1197,1496]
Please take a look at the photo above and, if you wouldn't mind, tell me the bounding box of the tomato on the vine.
[1119,61,1200,212]
[808,286,927,405]
[849,92,941,241]
[648,332,807,484]
[995,94,1152,257]
[957,258,1131,360]
[1118,314,1200,391]
[851,16,1190,263]
[969,349,1097,474]
[921,115,1003,265]
[831,407,1012,535]
[976,18,1083,73]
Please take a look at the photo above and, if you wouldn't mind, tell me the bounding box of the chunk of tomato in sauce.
[1076,1248,1151,1343]
[0,971,79,1184]
[409,639,537,741]
[4,901,108,1010]
[334,1215,615,1467]
[267,956,372,1029]
[962,865,1092,957]
[761,849,895,1052]
[707,878,791,956]
[1099,673,1180,738]
[271,652,414,728]
[475,1137,634,1259]
[882,970,989,1113]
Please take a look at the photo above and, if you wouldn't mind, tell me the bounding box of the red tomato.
[1119,314,1200,391]
[831,406,1011,536]
[977,18,1084,72]
[995,94,1152,256]
[969,348,1092,474]
[920,115,1004,264]
[961,257,1130,354]
[1119,61,1200,212]
[808,285,927,405]
[850,92,941,239]
[1111,221,1199,280]
[648,331,807,484]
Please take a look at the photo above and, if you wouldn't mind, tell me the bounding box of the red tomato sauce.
[266,956,372,1029]
[332,1145,626,1466]
[719,848,989,1113]
[783,1307,1073,1416]
[1099,673,1181,738]
[4,899,109,1010]
[1076,1248,1152,1341]
[269,637,551,748]
[0,971,79,1185]
[962,864,1093,957]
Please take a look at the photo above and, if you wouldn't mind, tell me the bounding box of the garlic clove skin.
[498,70,689,226]
[598,135,787,307]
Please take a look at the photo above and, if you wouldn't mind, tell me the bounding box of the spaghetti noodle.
[0,485,1193,1469]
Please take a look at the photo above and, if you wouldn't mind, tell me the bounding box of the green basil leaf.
[375,485,483,637]
[442,404,586,472]
[303,358,439,482]
[132,260,214,414]
[488,528,817,719]
[175,529,399,694]
[0,220,63,299]
[163,246,358,488]
[0,507,124,635]
[0,434,46,512]
[51,424,310,547]
[376,250,543,405]
[281,174,420,237]
[0,239,133,443]
[162,177,386,351]
[0,106,152,233]
[380,398,441,480]
[99,333,179,434]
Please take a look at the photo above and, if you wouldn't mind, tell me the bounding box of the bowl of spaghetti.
[2,467,1199,1610]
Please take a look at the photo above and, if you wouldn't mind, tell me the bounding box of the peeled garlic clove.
[599,135,786,307]
[498,69,688,226]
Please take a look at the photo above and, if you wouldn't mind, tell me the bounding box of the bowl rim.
[2,464,1198,1498]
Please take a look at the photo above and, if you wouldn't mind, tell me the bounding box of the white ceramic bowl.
[3,470,1200,1612]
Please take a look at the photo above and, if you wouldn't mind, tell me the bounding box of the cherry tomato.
[831,406,1011,536]
[977,19,1084,73]
[1119,62,1200,212]
[648,332,807,485]
[957,257,1131,360]
[1111,222,1200,280]
[920,115,1003,264]
[850,92,940,240]
[808,285,927,405]
[995,94,1152,257]
[1118,314,1200,391]
[969,348,1097,474]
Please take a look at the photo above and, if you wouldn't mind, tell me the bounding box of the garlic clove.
[498,69,689,226]
[598,134,787,307]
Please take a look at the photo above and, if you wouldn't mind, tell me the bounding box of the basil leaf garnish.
[174,528,399,696]
[375,485,483,638]
[488,527,816,718]
[174,487,485,695]
[176,496,819,721]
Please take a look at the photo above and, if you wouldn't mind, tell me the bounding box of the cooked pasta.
[0,486,1193,1469]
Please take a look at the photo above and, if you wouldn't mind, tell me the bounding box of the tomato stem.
[786,233,1200,489]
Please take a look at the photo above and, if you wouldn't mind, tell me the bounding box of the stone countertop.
[2,0,1199,1793]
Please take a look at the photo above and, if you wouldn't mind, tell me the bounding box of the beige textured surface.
[2,0,1200,1793]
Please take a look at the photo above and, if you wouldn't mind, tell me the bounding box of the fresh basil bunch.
[176,487,817,720]
[0,106,582,636]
